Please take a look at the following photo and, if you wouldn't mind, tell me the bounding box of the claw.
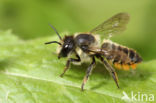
[81,83,85,91]
[112,72,119,88]
[60,73,64,77]
[81,76,87,91]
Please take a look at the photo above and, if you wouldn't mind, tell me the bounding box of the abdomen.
[101,40,142,70]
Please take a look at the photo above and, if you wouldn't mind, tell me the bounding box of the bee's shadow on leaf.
[0,58,14,71]
[66,62,152,89]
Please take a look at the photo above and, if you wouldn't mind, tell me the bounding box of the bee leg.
[81,57,96,91]
[99,56,119,88]
[60,52,81,77]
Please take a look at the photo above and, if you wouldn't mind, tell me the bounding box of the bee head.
[58,36,75,58]
[45,24,75,59]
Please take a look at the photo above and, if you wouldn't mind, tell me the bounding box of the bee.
[45,13,142,90]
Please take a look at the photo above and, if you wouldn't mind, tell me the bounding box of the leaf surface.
[0,30,155,103]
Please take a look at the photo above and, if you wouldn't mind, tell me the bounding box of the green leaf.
[0,30,156,103]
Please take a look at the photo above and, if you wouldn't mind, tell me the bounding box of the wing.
[90,13,130,39]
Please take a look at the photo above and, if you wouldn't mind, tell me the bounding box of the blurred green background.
[0,0,156,61]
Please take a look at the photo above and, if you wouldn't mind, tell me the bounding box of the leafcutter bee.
[45,13,142,90]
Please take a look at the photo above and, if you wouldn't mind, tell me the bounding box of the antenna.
[45,41,62,45]
[48,24,62,40]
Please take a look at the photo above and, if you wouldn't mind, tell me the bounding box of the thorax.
[73,33,100,64]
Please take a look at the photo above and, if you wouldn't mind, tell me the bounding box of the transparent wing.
[90,13,130,39]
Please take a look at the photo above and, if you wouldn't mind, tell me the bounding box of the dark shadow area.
[65,61,152,89]
[0,58,14,71]
[90,81,106,90]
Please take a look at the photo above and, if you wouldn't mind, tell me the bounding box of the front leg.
[60,51,81,77]
[81,57,96,91]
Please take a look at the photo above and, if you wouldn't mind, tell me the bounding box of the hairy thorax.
[73,33,100,64]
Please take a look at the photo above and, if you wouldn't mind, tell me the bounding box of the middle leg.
[81,56,96,91]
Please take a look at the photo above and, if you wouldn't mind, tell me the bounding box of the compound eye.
[65,44,69,48]
[65,44,73,50]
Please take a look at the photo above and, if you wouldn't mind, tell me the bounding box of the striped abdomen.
[101,40,142,70]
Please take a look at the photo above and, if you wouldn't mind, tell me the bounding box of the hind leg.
[98,56,119,88]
